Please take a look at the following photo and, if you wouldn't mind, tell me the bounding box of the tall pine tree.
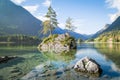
[42,6,58,35]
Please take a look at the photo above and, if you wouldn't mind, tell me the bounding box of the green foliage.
[65,17,75,31]
[42,20,51,34]
[94,30,120,42]
[52,34,58,38]
[42,37,51,43]
[0,35,41,44]
[42,34,75,46]
[61,37,75,45]
[77,38,83,43]
[86,38,94,42]
[42,6,58,35]
[42,34,58,43]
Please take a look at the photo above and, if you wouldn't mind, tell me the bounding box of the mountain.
[82,34,93,40]
[94,30,120,42]
[0,0,42,36]
[92,24,110,38]
[92,16,120,38]
[0,0,90,40]
[52,27,90,40]
[105,16,120,31]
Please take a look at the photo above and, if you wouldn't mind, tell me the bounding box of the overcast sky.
[11,0,120,34]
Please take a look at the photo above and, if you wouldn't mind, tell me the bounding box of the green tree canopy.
[42,6,58,35]
[65,17,75,31]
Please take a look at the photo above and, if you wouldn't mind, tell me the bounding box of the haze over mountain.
[0,0,42,36]
[92,16,120,38]
[0,0,91,40]
[92,24,110,38]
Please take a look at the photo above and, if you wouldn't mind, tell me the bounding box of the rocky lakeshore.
[22,57,103,80]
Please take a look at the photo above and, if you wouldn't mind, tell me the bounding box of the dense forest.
[0,35,41,44]
[94,30,120,42]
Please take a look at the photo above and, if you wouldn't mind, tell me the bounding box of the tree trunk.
[50,29,52,36]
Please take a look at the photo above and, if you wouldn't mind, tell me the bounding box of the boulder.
[74,56,102,74]
[0,56,17,63]
[85,60,99,73]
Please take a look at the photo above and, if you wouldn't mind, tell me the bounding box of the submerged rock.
[0,56,17,63]
[38,33,76,53]
[74,56,102,74]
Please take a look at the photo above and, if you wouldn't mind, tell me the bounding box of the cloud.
[23,5,39,14]
[58,23,65,29]
[109,13,120,22]
[36,15,49,21]
[106,0,120,22]
[42,0,51,7]
[35,13,49,21]
[106,0,120,10]
[11,0,26,5]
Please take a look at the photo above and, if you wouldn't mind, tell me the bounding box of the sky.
[11,0,120,34]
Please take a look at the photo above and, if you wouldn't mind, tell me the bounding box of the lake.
[0,43,120,80]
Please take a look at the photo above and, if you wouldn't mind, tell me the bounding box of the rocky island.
[38,33,76,53]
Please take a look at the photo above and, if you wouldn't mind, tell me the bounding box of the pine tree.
[42,6,58,35]
[65,17,75,31]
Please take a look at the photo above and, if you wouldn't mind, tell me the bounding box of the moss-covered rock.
[38,33,76,53]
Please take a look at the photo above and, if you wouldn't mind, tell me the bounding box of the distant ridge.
[92,16,120,38]
[52,27,91,40]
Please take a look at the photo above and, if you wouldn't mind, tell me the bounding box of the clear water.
[0,43,120,80]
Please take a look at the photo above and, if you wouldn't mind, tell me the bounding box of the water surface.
[0,43,120,80]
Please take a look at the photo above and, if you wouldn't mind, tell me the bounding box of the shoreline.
[0,42,15,44]
[81,42,120,44]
